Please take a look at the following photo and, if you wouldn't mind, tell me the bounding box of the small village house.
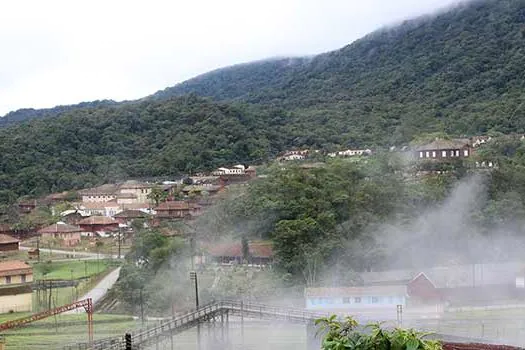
[38,222,82,247]
[0,260,33,313]
[0,234,20,252]
[181,184,222,197]
[212,165,246,175]
[206,241,274,266]
[415,139,472,160]
[78,216,119,235]
[113,209,151,225]
[60,209,90,225]
[17,199,37,213]
[154,201,201,220]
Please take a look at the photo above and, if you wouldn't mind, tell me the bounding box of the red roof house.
[206,241,273,265]
[0,234,20,252]
[154,201,201,220]
[78,216,119,234]
[38,223,82,247]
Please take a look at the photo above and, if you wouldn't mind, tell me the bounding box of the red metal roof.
[206,241,273,258]
[78,216,118,225]
[0,260,32,274]
[113,210,150,219]
[39,223,82,234]
[0,234,19,244]
[155,201,200,211]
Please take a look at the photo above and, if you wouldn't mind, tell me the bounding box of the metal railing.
[69,300,330,350]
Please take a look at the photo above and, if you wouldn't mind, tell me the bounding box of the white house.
[212,165,246,175]
[328,149,372,158]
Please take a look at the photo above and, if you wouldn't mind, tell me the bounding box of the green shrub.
[315,315,442,350]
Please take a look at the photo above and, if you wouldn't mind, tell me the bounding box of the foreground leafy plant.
[315,316,442,350]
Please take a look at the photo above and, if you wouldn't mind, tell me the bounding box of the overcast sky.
[0,0,462,116]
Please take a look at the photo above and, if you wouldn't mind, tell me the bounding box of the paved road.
[67,267,122,313]
[20,246,119,259]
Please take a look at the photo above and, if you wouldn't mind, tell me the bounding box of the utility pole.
[190,271,199,308]
[190,271,200,350]
[36,236,40,262]
[140,288,145,326]
[118,227,122,259]
[70,269,74,302]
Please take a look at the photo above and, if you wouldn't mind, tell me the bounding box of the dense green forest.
[1,0,525,205]
[157,0,525,144]
[0,100,118,127]
[0,96,289,203]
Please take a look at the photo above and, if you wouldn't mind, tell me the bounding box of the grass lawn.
[31,259,112,280]
[0,249,71,263]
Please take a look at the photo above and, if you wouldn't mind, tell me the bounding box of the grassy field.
[31,259,112,280]
[0,313,154,350]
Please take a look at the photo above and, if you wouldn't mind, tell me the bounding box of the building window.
[343,297,351,304]
[450,150,454,157]
[354,297,361,303]
[371,297,379,304]
[442,151,447,157]
[311,298,316,305]
[419,152,423,158]
[21,274,26,283]
[464,149,469,157]
[455,150,460,157]
[426,151,430,158]
[5,276,11,284]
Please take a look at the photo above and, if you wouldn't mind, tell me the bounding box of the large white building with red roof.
[0,260,33,313]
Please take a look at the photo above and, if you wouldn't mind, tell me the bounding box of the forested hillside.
[0,96,288,203]
[0,100,118,127]
[157,0,525,144]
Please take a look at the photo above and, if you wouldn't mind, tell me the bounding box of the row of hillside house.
[37,217,120,246]
[202,241,274,266]
[414,138,472,160]
[0,260,33,314]
[305,273,443,321]
[327,149,372,158]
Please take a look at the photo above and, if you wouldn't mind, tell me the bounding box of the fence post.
[125,333,132,350]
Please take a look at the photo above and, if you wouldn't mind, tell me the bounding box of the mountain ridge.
[1,0,525,203]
